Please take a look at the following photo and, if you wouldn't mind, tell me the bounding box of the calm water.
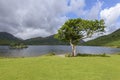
[0,45,120,57]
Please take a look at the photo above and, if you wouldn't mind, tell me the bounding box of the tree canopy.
[55,18,105,56]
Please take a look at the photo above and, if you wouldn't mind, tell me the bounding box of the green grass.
[1,55,120,80]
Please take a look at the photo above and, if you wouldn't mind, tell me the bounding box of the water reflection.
[0,45,120,57]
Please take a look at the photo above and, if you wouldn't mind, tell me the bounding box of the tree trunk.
[70,42,76,57]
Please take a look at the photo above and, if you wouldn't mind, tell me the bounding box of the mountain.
[0,32,22,45]
[24,35,68,45]
[82,29,120,47]
[24,35,85,45]
[0,28,120,46]
[0,32,84,45]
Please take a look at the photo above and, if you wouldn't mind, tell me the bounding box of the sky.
[0,0,120,39]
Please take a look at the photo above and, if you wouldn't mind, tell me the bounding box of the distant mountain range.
[0,32,83,45]
[0,29,120,47]
[24,35,68,45]
[82,29,120,47]
[0,32,21,45]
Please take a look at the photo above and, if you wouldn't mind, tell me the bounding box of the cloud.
[68,0,85,16]
[86,1,103,19]
[0,0,119,40]
[15,28,51,39]
[0,0,86,39]
[100,3,120,33]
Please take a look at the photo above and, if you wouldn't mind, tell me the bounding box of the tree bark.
[70,41,76,56]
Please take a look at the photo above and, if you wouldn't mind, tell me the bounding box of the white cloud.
[0,0,86,39]
[100,3,120,33]
[68,0,85,15]
[1,0,119,39]
[15,28,51,39]
[86,1,103,19]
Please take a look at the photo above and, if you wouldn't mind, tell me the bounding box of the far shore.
[0,44,120,48]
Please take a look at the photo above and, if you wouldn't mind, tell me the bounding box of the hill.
[0,28,120,46]
[83,29,120,47]
[0,32,66,45]
[0,32,22,45]
[24,35,85,45]
[0,32,84,45]
[24,35,68,45]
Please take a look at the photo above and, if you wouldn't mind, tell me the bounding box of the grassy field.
[1,55,120,80]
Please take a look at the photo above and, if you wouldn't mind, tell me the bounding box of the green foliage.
[45,52,56,56]
[55,18,81,45]
[76,53,109,57]
[65,53,72,57]
[9,43,28,49]
[55,18,105,45]
[64,53,109,57]
[117,53,120,55]
[55,18,105,56]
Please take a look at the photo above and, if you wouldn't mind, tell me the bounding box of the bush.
[76,53,109,57]
[117,46,120,48]
[101,53,106,57]
[45,52,55,56]
[65,53,71,57]
[117,53,120,55]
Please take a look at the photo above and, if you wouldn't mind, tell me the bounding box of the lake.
[0,45,120,57]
